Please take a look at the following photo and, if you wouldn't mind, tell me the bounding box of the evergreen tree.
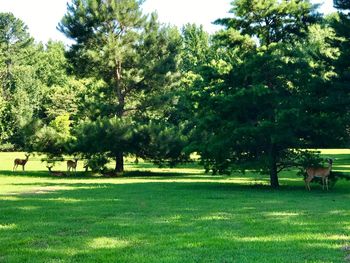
[334,0,350,10]
[190,0,346,187]
[331,0,350,147]
[59,0,181,172]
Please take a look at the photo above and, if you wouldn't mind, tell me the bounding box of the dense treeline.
[0,0,349,187]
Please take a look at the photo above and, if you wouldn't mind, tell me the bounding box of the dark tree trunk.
[115,152,124,173]
[115,61,125,117]
[113,61,125,174]
[269,145,279,188]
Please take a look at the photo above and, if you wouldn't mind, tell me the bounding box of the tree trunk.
[115,60,125,117]
[269,145,279,188]
[113,61,125,173]
[115,152,124,173]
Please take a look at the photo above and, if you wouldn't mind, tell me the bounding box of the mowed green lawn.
[0,151,350,263]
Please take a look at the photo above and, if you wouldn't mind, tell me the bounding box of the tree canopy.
[58,0,183,172]
[185,0,349,187]
[0,0,349,187]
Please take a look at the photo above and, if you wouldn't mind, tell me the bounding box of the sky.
[0,0,336,45]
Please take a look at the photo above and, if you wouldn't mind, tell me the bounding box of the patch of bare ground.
[342,246,350,251]
[3,186,70,196]
[342,245,350,261]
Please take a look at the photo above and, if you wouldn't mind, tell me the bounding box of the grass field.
[1,151,350,262]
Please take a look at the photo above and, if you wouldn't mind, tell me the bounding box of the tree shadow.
[0,168,206,179]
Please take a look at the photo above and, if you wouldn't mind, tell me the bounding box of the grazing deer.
[13,154,30,171]
[47,165,64,177]
[67,158,78,172]
[305,159,333,191]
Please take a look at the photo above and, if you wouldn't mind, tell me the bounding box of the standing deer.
[67,158,78,172]
[13,154,30,171]
[305,159,333,191]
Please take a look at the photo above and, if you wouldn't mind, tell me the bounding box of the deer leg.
[322,177,325,191]
[305,177,312,191]
[326,177,329,191]
[322,177,325,190]
[305,180,311,191]
[13,164,16,171]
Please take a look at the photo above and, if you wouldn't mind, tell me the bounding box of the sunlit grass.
[0,150,350,262]
[0,223,16,230]
[317,149,350,155]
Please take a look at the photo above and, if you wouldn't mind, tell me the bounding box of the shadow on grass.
[4,178,350,197]
[122,170,205,178]
[1,151,349,261]
[0,179,349,262]
[0,170,96,179]
[0,168,208,180]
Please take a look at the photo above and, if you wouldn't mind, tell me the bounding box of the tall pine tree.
[59,0,181,172]
[190,0,347,187]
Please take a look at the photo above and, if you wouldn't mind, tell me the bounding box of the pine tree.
[190,0,346,187]
[59,0,181,172]
[334,0,350,10]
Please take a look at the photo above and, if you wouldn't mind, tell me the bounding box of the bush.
[0,143,15,152]
[83,154,109,173]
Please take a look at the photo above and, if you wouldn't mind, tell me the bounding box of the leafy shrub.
[0,143,15,152]
[83,154,109,173]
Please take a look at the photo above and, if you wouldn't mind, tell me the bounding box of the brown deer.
[67,158,78,172]
[13,154,30,171]
[47,164,65,177]
[305,159,333,191]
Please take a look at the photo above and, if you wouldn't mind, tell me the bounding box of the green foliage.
[29,115,73,160]
[0,13,37,147]
[1,3,350,190]
[186,0,348,187]
[334,0,350,10]
[0,142,15,152]
[137,122,190,167]
[73,117,135,156]
[59,0,182,171]
[0,12,33,91]
[328,4,350,142]
[0,13,76,149]
[215,0,320,46]
[36,41,68,87]
[36,42,80,122]
[181,24,210,72]
[83,153,110,173]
